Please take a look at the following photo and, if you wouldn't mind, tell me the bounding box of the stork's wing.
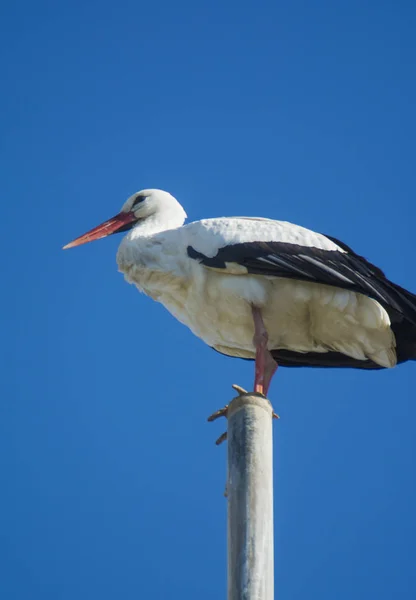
[187,237,416,325]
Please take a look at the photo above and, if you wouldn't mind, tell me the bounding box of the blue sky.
[2,1,416,598]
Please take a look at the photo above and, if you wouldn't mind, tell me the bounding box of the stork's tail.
[389,282,416,363]
[394,322,416,364]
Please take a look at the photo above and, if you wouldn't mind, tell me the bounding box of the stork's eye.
[133,194,147,207]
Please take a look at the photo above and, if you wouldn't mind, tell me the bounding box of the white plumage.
[64,188,416,391]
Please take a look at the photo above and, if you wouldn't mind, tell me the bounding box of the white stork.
[64,189,416,396]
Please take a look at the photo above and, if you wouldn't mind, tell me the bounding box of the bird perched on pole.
[64,189,416,396]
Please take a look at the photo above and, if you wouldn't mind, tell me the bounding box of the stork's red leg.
[252,306,278,396]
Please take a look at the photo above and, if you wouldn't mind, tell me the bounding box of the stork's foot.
[207,384,279,445]
[256,352,278,397]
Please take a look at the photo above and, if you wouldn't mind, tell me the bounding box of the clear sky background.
[2,1,416,598]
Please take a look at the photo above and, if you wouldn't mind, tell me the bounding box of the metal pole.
[227,391,274,600]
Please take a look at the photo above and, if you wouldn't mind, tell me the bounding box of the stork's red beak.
[63,212,137,249]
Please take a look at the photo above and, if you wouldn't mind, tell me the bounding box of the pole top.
[228,392,273,420]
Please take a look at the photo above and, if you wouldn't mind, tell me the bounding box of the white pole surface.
[227,393,274,600]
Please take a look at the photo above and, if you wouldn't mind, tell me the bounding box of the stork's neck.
[125,204,187,241]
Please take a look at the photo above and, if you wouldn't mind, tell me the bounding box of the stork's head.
[63,189,187,249]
